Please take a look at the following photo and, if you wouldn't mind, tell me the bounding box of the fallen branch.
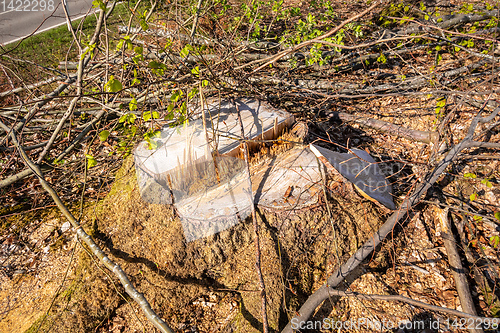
[0,109,106,189]
[320,289,495,323]
[386,9,500,37]
[435,206,483,333]
[451,213,500,318]
[282,106,500,333]
[0,120,174,333]
[331,111,438,144]
[0,75,65,98]
[246,60,493,97]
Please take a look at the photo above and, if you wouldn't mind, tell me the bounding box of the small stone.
[61,222,71,233]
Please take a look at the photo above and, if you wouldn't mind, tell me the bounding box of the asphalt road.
[0,0,95,45]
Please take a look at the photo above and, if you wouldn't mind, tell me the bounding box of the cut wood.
[435,206,483,333]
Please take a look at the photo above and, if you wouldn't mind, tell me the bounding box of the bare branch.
[0,120,174,333]
[282,107,500,333]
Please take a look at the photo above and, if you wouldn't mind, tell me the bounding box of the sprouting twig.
[250,1,380,74]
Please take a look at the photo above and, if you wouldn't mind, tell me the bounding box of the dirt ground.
[1,107,498,332]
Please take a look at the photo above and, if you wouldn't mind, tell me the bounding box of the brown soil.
[0,139,389,332]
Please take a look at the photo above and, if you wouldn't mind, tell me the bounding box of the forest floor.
[1,0,500,332]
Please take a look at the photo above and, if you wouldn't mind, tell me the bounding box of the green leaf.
[143,111,152,121]
[134,46,143,55]
[104,76,122,92]
[99,130,110,142]
[473,215,482,221]
[119,113,137,125]
[92,0,105,11]
[490,235,500,248]
[81,42,96,60]
[144,131,160,149]
[130,125,137,136]
[129,97,138,112]
[170,90,183,102]
[165,112,174,120]
[140,19,149,31]
[126,40,133,51]
[435,97,446,113]
[147,140,157,150]
[148,61,162,69]
[116,39,124,51]
[470,192,477,201]
[180,44,193,58]
[481,179,493,188]
[188,88,198,99]
[494,212,500,221]
[377,53,387,64]
[116,36,132,51]
[463,172,476,179]
[191,66,200,76]
[180,101,187,114]
[144,130,161,139]
[85,154,97,168]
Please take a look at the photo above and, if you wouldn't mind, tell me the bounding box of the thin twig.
[324,289,496,323]
[282,107,500,333]
[234,99,269,333]
[0,120,174,333]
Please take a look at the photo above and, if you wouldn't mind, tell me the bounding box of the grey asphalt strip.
[0,0,95,46]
